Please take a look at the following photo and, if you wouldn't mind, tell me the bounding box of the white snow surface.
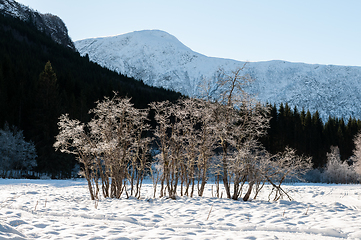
[75,30,361,121]
[1,179,361,239]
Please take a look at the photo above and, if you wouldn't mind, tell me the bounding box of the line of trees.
[262,103,361,168]
[55,68,312,201]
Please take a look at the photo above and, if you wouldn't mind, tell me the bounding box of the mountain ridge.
[0,0,75,50]
[75,30,361,121]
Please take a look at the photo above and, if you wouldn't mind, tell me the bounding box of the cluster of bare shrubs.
[54,96,151,200]
[150,99,215,199]
[54,67,312,201]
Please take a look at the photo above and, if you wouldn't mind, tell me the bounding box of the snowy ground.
[0,179,361,239]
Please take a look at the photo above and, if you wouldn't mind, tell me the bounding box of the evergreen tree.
[283,103,294,147]
[311,111,324,167]
[293,106,302,152]
[31,61,63,176]
[276,103,286,148]
[264,104,278,153]
[336,119,346,160]
[324,116,337,148]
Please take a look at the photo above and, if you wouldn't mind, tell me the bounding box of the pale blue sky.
[16,0,361,66]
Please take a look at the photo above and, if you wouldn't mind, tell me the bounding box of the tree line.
[261,103,361,168]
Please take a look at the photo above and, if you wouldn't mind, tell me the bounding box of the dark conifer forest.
[1,13,360,178]
[0,14,181,177]
[261,103,361,168]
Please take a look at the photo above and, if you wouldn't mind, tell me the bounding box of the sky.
[15,0,361,67]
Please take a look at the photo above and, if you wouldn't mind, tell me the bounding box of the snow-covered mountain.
[75,30,361,120]
[0,0,75,50]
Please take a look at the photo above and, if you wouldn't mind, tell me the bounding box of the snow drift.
[1,179,361,239]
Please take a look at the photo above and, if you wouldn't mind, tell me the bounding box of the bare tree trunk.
[198,170,208,197]
[83,164,96,200]
[160,175,165,198]
[243,181,254,201]
[85,177,95,200]
[232,177,240,200]
[222,154,231,199]
[216,174,220,198]
[190,177,195,198]
[253,182,264,200]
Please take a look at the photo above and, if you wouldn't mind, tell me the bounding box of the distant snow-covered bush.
[0,123,37,177]
[322,146,358,184]
[352,131,361,179]
[303,168,322,183]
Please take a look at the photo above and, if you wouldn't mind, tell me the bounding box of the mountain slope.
[0,0,75,50]
[75,30,361,120]
[75,30,237,96]
[0,14,181,177]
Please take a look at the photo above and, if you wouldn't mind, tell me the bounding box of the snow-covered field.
[0,179,361,239]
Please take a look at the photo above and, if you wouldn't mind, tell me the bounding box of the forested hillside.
[0,13,181,177]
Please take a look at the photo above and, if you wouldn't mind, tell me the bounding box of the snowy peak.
[76,30,201,71]
[121,30,192,51]
[76,30,235,95]
[75,30,361,121]
[0,0,75,50]
[102,30,192,51]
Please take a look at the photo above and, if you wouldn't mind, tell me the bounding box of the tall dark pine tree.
[31,61,64,177]
[38,61,60,114]
[276,103,286,148]
[311,111,324,167]
[336,118,346,160]
[292,106,302,153]
[264,104,278,153]
[283,103,294,147]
